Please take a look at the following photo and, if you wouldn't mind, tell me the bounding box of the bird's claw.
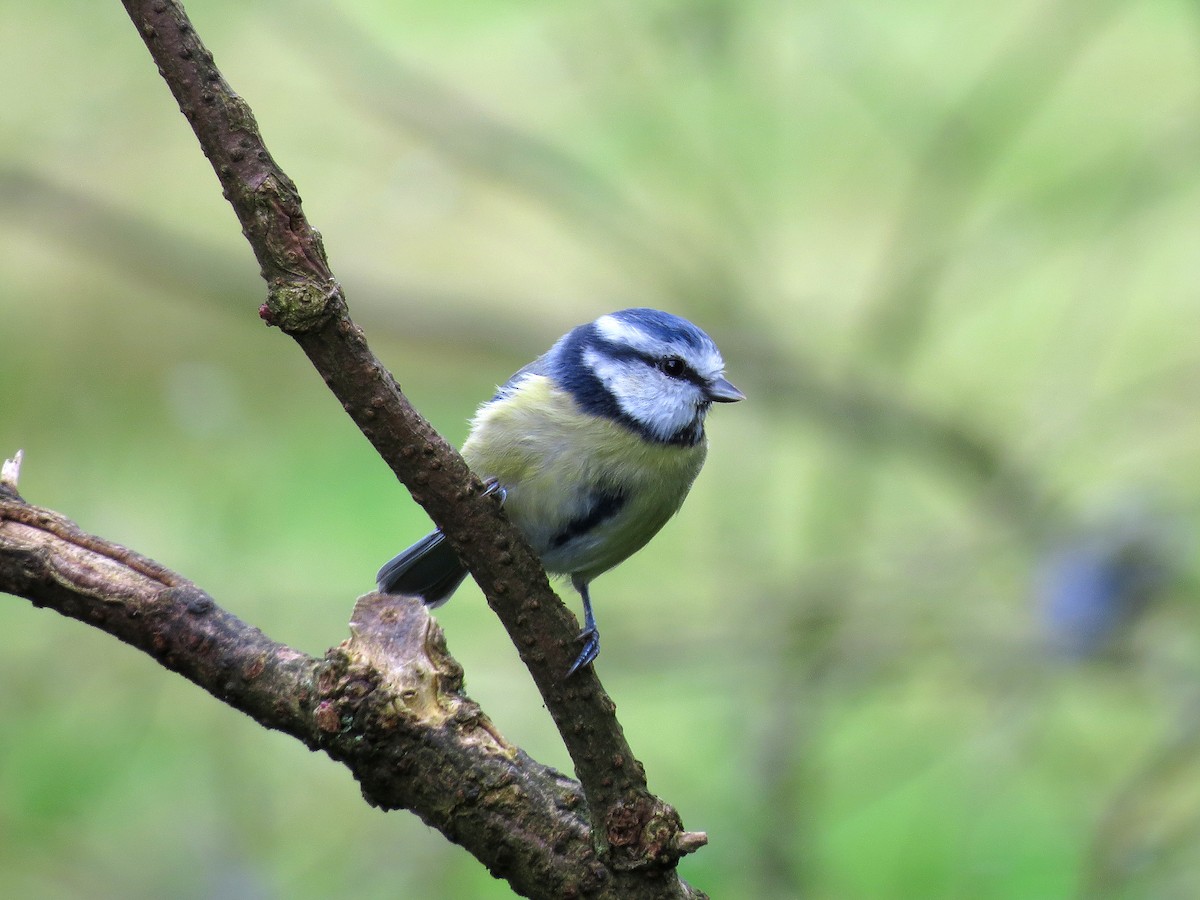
[481,477,508,504]
[565,627,600,678]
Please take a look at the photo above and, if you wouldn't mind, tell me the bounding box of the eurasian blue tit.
[377,307,743,676]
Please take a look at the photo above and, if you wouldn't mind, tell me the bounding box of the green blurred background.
[4,1,1200,897]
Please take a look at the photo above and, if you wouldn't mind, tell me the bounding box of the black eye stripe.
[591,337,705,386]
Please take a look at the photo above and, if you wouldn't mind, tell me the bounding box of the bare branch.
[0,491,316,727]
[0,489,625,897]
[92,0,707,888]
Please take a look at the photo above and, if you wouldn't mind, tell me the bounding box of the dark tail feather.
[376,531,469,608]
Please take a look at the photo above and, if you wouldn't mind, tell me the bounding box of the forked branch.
[0,0,711,895]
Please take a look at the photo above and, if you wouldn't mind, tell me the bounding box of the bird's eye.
[658,356,687,378]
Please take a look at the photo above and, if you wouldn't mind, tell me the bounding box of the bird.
[376,307,743,677]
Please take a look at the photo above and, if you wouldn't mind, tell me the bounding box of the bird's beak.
[706,377,745,403]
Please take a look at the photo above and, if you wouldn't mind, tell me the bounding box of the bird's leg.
[566,579,600,677]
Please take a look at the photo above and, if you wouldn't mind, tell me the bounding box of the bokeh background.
[4,1,1200,897]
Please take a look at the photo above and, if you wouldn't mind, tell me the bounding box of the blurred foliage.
[3,0,1200,897]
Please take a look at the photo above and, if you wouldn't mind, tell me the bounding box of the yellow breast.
[461,374,707,580]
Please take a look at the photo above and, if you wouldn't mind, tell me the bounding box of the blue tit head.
[540,308,744,446]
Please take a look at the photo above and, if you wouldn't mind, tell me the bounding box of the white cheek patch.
[584,348,699,441]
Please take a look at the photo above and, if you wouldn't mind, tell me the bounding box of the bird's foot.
[481,477,508,504]
[565,626,600,678]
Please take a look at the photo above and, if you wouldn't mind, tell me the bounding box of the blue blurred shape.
[1039,517,1172,660]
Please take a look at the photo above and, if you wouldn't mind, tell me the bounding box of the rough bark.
[116,0,656,834]
[0,475,703,897]
[0,1,711,895]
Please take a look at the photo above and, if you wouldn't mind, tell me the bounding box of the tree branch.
[0,481,616,896]
[12,0,712,891]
